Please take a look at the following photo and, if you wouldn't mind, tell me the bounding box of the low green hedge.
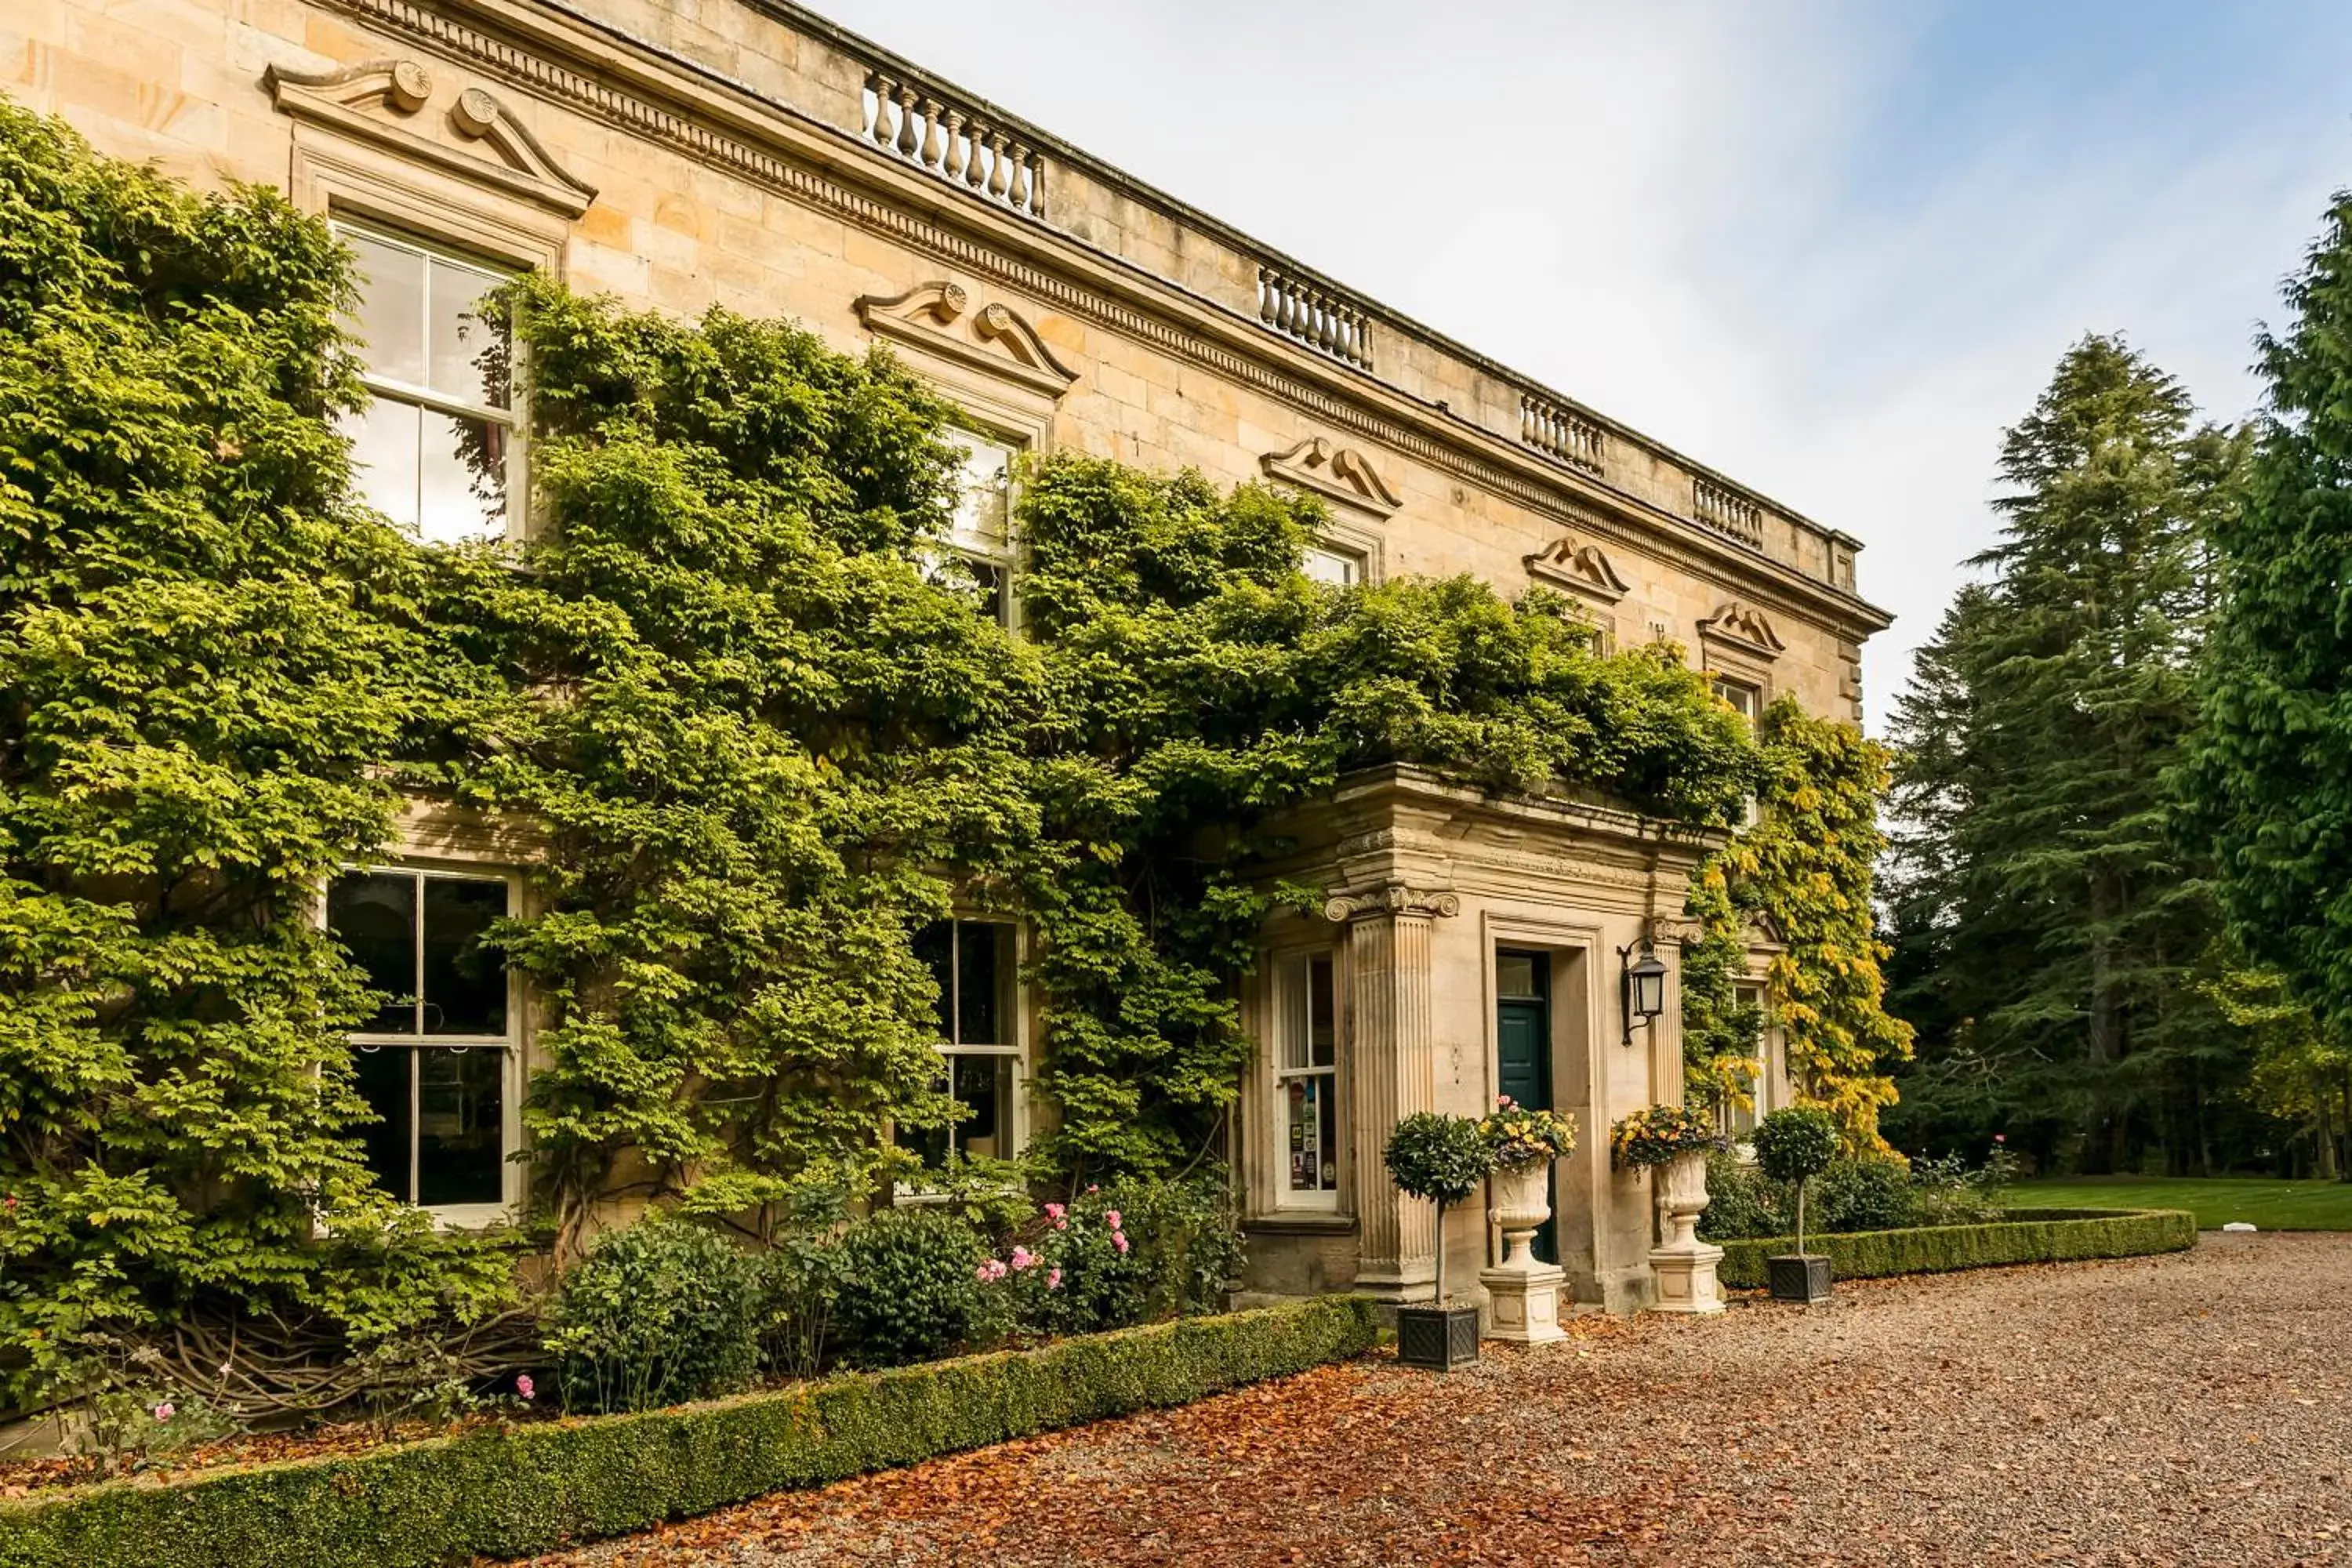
[0,1296,1377,1568]
[1715,1206,2196,1289]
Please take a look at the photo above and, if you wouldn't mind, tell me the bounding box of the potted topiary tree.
[1383,1111,1493,1370]
[1751,1105,1841,1303]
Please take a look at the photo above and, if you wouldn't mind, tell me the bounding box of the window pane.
[351,1045,414,1201]
[949,1052,1011,1160]
[1308,956,1336,1069]
[416,1047,505,1206]
[1286,1075,1336,1192]
[913,921,953,1040]
[344,398,421,531]
[1496,951,1541,1000]
[328,873,417,1033]
[344,229,426,387]
[421,877,508,1036]
[1279,956,1309,1073]
[946,428,1014,555]
[417,411,507,546]
[426,256,509,408]
[956,922,1011,1047]
[1302,546,1362,587]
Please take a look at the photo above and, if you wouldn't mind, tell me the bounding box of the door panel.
[1495,950,1557,1264]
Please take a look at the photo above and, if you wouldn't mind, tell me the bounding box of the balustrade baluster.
[1006,141,1031,208]
[941,111,967,180]
[986,132,1011,198]
[866,73,896,148]
[966,122,991,189]
[918,98,946,169]
[894,86,921,157]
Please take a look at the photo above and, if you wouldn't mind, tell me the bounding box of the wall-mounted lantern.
[1618,933,1668,1047]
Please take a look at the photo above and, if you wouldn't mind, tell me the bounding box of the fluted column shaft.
[1328,884,1457,1300]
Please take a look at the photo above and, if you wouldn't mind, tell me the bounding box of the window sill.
[423,1201,520,1232]
[1244,1210,1357,1236]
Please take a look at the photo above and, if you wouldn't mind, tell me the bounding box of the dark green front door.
[1495,949,1555,1264]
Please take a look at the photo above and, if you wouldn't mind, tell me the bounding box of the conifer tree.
[1883,337,2245,1171]
[2182,193,2352,1046]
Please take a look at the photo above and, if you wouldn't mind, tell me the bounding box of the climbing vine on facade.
[0,106,1904,1398]
[1690,699,1914,1148]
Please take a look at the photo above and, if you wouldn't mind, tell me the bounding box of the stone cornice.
[318,0,1892,640]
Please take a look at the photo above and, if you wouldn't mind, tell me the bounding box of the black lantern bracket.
[1617,920,1670,1047]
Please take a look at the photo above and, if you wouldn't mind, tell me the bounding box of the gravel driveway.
[529,1232,2352,1567]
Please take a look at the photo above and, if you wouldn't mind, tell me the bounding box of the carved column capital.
[1323,884,1461,924]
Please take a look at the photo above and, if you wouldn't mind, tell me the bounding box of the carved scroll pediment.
[1744,909,1787,950]
[1261,437,1402,518]
[1523,534,1629,604]
[855,281,1079,398]
[1698,600,1784,657]
[266,61,597,217]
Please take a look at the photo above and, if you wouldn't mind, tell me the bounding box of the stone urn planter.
[1477,1160,1566,1343]
[1646,1149,1726,1315]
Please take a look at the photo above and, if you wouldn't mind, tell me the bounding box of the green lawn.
[2001,1175,2352,1231]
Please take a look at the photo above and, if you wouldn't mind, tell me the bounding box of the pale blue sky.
[815,0,2352,726]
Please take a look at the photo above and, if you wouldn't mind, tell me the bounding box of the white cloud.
[815,0,2352,727]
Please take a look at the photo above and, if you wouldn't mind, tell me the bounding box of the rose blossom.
[1011,1246,1036,1271]
[1103,1210,1122,1230]
[152,1403,175,1422]
[1113,1232,1131,1255]
[515,1374,535,1403]
[1047,1267,1062,1290]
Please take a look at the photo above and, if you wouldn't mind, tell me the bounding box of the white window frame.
[897,917,1029,1187]
[331,864,524,1229]
[1724,979,1770,1139]
[1272,949,1344,1211]
[1302,540,1368,588]
[932,425,1025,626]
[332,218,526,546]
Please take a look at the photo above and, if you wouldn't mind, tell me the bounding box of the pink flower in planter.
[1085,1185,1098,1195]
[516,1374,535,1403]
[152,1403,175,1422]
[1011,1246,1036,1271]
[1047,1267,1063,1290]
[1994,1134,2007,1145]
[1102,1210,1122,1230]
[1497,1094,1514,1109]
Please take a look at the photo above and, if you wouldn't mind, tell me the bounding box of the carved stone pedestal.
[1647,1150,1726,1315]
[1479,1162,1566,1344]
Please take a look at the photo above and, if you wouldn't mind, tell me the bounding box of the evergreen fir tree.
[2182,192,2352,1046]
[1883,336,2246,1171]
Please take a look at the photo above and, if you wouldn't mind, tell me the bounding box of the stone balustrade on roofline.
[591,0,1867,599]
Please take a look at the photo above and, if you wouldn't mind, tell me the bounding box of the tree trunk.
[1795,1179,1809,1258]
[1432,1200,1445,1307]
[2319,1080,2340,1182]
[2084,877,2122,1174]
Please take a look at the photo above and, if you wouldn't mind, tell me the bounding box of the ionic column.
[1327,884,1458,1301]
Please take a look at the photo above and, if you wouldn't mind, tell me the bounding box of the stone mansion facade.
[13,0,1891,1314]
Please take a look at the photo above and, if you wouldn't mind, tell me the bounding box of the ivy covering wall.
[1683,699,1915,1149]
[0,105,1903,1402]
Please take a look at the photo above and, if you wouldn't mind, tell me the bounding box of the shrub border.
[0,1296,1378,1568]
[1714,1206,2197,1290]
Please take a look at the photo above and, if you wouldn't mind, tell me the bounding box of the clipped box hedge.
[1715,1206,2197,1290]
[0,1295,1378,1568]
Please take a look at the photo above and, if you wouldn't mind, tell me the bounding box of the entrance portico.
[1239,765,1725,1318]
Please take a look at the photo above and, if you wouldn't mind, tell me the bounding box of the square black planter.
[1396,1304,1481,1370]
[1767,1252,1834,1304]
